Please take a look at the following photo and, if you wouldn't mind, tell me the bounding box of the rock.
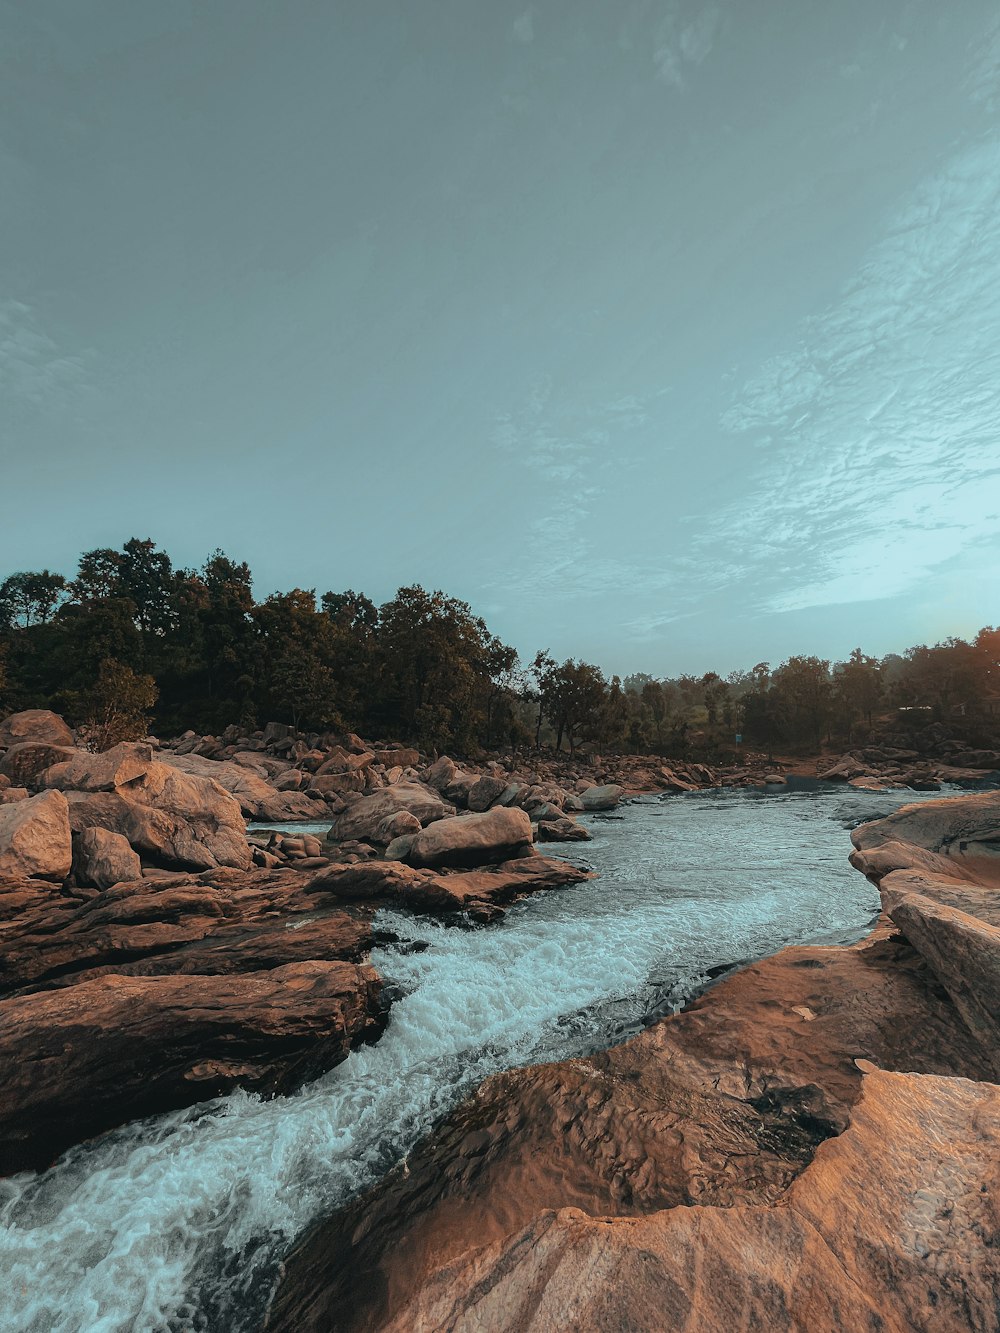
[268,926,992,1333]
[580,784,623,811]
[0,960,384,1174]
[852,789,1000,865]
[383,834,416,861]
[884,889,1000,1076]
[42,741,154,792]
[376,747,420,770]
[0,787,29,804]
[0,790,72,880]
[467,775,509,813]
[330,784,455,843]
[406,808,534,869]
[0,742,78,789]
[308,855,590,916]
[376,811,422,843]
[354,1072,1000,1333]
[309,771,369,797]
[423,756,457,792]
[157,752,325,821]
[0,709,74,749]
[65,762,252,871]
[72,826,142,890]
[442,772,480,808]
[536,817,592,842]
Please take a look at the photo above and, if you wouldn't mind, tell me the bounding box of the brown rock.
[580,783,623,810]
[0,742,77,788]
[368,1072,1000,1333]
[72,826,142,890]
[466,775,509,812]
[0,789,72,881]
[330,784,455,843]
[0,709,74,749]
[406,808,534,868]
[0,960,384,1173]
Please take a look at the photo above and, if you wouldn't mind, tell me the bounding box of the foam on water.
[0,785,951,1331]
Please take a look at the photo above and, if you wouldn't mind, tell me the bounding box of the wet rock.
[0,961,384,1174]
[536,817,592,842]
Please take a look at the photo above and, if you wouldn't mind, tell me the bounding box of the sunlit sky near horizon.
[2,1,999,677]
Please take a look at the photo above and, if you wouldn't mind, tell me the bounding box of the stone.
[536,817,592,843]
[852,789,1000,865]
[423,755,457,792]
[0,743,78,789]
[72,826,142,890]
[156,752,325,821]
[466,775,508,813]
[42,742,154,793]
[0,709,74,749]
[406,808,534,869]
[0,790,72,880]
[376,747,420,769]
[65,761,252,871]
[351,1072,1000,1333]
[580,784,623,811]
[330,784,455,843]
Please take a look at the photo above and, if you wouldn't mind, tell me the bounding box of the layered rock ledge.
[267,791,1000,1333]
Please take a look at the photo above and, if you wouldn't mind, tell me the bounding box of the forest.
[1,539,997,756]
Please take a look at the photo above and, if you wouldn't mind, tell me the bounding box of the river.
[0,783,954,1332]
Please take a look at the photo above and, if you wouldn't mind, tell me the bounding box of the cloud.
[652,2,723,88]
[512,9,534,46]
[702,132,1000,616]
[0,299,92,412]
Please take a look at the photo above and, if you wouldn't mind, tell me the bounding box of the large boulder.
[580,784,623,811]
[72,826,142,890]
[157,752,325,821]
[65,763,252,871]
[43,742,154,793]
[0,789,72,880]
[330,784,455,844]
[0,709,74,750]
[0,742,77,789]
[852,790,1000,864]
[406,808,534,869]
[467,776,509,813]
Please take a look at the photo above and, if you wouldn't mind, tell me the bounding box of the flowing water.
[0,784,953,1332]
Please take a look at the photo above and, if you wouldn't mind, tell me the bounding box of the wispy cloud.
[651,1,724,88]
[0,299,92,411]
[702,132,1000,614]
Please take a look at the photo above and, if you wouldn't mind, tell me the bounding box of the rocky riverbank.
[266,789,1000,1332]
[0,710,600,1173]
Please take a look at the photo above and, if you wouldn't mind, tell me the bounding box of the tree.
[83,658,158,751]
[769,656,832,749]
[0,571,67,628]
[833,649,882,739]
[533,656,608,752]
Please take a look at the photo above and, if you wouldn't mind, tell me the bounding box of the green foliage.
[1,539,998,757]
[83,657,159,751]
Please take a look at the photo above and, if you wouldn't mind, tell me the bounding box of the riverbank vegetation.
[1,540,997,756]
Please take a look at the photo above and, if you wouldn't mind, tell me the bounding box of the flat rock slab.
[0,959,384,1173]
[267,927,992,1332]
[374,1071,1000,1333]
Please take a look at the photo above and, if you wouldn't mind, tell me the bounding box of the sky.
[2,0,999,677]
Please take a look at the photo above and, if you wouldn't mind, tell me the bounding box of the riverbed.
[0,784,955,1332]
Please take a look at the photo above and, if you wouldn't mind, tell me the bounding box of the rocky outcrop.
[0,790,72,880]
[405,808,534,868]
[368,1071,1000,1333]
[0,709,74,749]
[851,788,1000,864]
[330,784,455,843]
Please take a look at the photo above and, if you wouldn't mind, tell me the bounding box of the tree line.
[1,539,997,756]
